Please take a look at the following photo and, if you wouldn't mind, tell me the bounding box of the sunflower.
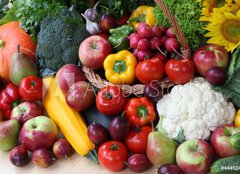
[200,0,234,21]
[205,10,240,52]
[234,0,240,5]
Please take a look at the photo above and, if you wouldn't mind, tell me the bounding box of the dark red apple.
[211,124,240,158]
[66,81,95,112]
[193,44,229,76]
[10,102,43,124]
[99,13,116,33]
[9,145,30,167]
[79,35,112,69]
[53,139,73,159]
[56,64,86,93]
[20,116,58,152]
[32,148,55,168]
[176,139,214,174]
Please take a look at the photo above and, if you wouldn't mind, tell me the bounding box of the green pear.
[9,45,38,86]
[0,119,20,151]
[146,131,177,166]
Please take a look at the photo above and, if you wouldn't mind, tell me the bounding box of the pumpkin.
[0,21,36,82]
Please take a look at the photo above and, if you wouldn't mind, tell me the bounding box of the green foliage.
[98,0,155,18]
[213,66,240,107]
[213,46,240,107]
[0,0,67,39]
[154,0,207,51]
[36,8,89,71]
[228,47,240,76]
[0,0,9,18]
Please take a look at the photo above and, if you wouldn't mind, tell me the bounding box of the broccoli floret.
[36,9,89,71]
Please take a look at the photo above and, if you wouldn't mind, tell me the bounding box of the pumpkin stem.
[0,40,5,50]
[17,45,20,53]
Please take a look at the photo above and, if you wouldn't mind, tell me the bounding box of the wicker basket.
[82,0,191,95]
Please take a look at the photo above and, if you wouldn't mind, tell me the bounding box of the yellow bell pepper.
[128,5,156,30]
[104,50,137,85]
[234,109,240,127]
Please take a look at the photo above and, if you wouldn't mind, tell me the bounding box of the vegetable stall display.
[0,0,239,174]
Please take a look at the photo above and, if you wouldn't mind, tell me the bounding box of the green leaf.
[228,47,240,76]
[212,66,240,107]
[173,127,186,144]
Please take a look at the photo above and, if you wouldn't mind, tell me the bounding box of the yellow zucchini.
[42,76,97,161]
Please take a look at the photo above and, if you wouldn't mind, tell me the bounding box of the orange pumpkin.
[0,21,37,82]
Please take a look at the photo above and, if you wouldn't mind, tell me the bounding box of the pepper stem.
[137,105,148,119]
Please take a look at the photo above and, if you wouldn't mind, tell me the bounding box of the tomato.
[96,86,127,116]
[19,76,42,101]
[98,141,128,172]
[125,126,152,154]
[97,33,109,40]
[165,58,195,84]
[135,57,165,84]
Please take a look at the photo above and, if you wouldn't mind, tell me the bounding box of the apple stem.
[17,45,20,54]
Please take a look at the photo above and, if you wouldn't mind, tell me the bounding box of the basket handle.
[154,0,191,58]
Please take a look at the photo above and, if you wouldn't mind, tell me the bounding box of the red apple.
[20,116,58,152]
[10,102,43,124]
[193,44,229,76]
[79,35,112,69]
[53,138,73,159]
[56,64,86,93]
[211,124,240,158]
[32,148,55,168]
[9,145,30,167]
[176,139,214,174]
[66,81,95,112]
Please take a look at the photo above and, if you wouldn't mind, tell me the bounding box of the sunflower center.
[221,19,240,43]
[216,0,226,8]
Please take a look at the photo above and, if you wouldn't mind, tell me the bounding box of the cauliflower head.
[156,77,236,142]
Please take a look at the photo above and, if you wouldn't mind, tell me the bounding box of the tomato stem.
[104,91,112,100]
[110,144,119,151]
[135,126,142,132]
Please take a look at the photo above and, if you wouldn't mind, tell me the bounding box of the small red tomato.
[125,126,152,154]
[116,13,130,26]
[96,86,127,116]
[165,58,195,84]
[98,140,128,172]
[135,57,165,84]
[97,33,109,40]
[19,76,42,101]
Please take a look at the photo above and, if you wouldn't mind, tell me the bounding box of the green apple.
[176,139,214,174]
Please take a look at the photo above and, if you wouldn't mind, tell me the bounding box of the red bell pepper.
[125,97,156,126]
[0,83,21,119]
